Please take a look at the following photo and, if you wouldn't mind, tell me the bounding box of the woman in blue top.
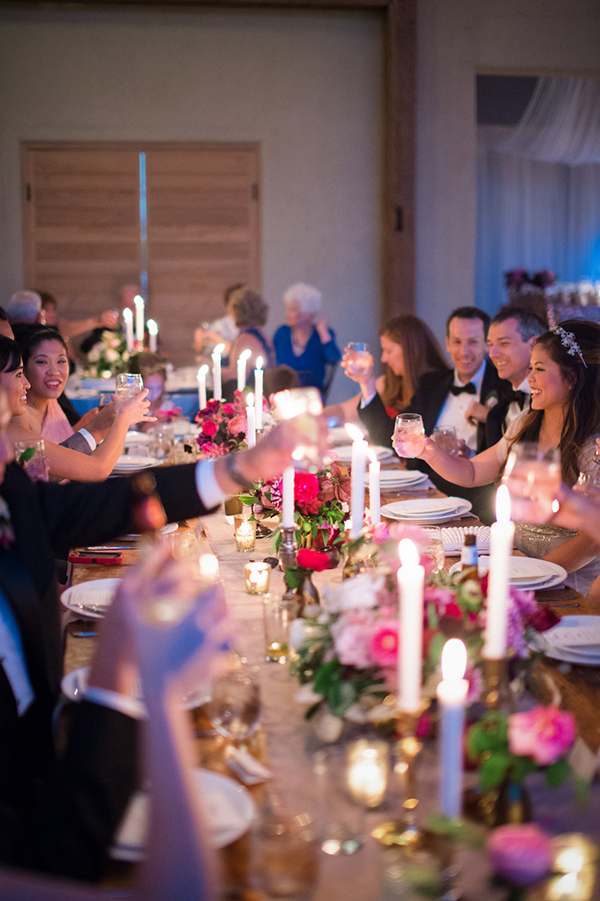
[273,283,341,398]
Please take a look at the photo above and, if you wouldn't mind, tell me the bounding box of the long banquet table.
[63,488,600,900]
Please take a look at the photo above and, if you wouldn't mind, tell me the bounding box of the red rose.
[221,403,236,416]
[296,549,330,572]
[525,607,561,633]
[294,473,320,514]
[202,420,218,437]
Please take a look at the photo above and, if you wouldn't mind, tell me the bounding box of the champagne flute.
[115,372,144,400]
[209,655,261,743]
[502,443,561,523]
[393,413,425,458]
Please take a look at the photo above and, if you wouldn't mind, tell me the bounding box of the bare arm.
[417,437,502,487]
[58,310,119,339]
[543,530,600,574]
[221,333,263,381]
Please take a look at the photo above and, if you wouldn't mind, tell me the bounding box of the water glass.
[253,809,319,900]
[98,392,113,410]
[147,423,174,460]
[345,342,371,377]
[115,372,143,400]
[393,413,425,458]
[432,426,458,456]
[423,527,445,572]
[14,439,49,482]
[575,472,600,496]
[502,442,561,523]
[234,515,257,552]
[209,658,261,741]
[263,595,295,663]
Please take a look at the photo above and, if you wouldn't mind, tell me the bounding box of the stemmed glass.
[393,413,425,458]
[209,654,261,744]
[115,372,144,400]
[502,443,561,523]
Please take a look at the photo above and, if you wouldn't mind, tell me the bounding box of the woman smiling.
[20,328,73,443]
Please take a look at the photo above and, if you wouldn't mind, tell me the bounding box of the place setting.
[448,555,568,590]
[381,495,473,524]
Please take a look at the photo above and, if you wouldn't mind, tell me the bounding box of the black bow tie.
[507,390,527,410]
[449,382,476,396]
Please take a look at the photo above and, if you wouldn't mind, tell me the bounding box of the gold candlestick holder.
[278,526,297,572]
[371,700,430,850]
[482,657,514,711]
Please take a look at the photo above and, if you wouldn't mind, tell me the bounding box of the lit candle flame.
[239,348,252,362]
[345,423,366,443]
[122,308,133,323]
[441,639,467,682]
[495,484,511,524]
[247,392,254,408]
[368,447,379,465]
[199,554,219,576]
[147,319,158,336]
[197,364,209,381]
[133,294,144,308]
[399,538,419,568]
[256,355,264,371]
[212,343,226,358]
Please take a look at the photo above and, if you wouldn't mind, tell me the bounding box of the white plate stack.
[112,455,158,473]
[381,496,473,524]
[474,556,567,590]
[529,615,600,665]
[379,470,429,491]
[334,445,394,463]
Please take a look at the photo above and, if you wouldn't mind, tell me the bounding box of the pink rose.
[508,705,576,766]
[202,420,218,437]
[488,824,552,887]
[228,414,247,436]
[369,620,399,667]
[221,403,236,416]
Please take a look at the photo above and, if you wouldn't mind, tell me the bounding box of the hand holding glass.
[345,343,372,377]
[502,443,561,523]
[115,372,144,400]
[209,658,261,742]
[432,426,459,456]
[393,413,425,458]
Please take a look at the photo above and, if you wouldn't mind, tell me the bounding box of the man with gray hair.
[5,290,43,324]
[485,305,545,445]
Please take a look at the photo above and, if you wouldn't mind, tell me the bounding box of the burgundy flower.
[296,549,330,572]
[525,606,561,633]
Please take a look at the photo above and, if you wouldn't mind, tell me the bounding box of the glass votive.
[234,515,256,552]
[346,739,389,808]
[244,560,271,595]
[199,553,220,579]
[546,833,598,901]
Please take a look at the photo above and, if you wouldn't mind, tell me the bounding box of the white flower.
[295,683,324,705]
[289,619,311,650]
[87,347,101,362]
[323,572,384,614]
[104,348,119,363]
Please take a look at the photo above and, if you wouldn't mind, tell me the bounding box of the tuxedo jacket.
[0,461,216,880]
[358,361,510,523]
[486,392,531,447]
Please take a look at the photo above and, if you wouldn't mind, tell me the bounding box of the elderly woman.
[273,283,341,396]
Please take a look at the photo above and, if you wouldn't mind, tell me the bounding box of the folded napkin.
[224,746,272,785]
[441,526,491,555]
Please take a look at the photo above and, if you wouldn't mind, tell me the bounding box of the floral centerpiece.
[290,524,561,735]
[194,392,250,457]
[240,460,352,550]
[84,330,130,378]
[504,269,557,290]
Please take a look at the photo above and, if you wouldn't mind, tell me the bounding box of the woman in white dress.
[418,320,600,594]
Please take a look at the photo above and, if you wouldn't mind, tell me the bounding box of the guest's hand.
[549,485,600,535]
[115,388,156,425]
[341,347,375,394]
[99,309,119,330]
[465,400,489,425]
[417,436,437,461]
[315,318,332,343]
[456,439,473,459]
[79,403,116,440]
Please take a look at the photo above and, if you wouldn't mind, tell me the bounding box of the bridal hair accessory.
[552,326,587,368]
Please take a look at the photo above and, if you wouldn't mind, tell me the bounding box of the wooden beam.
[382,0,416,322]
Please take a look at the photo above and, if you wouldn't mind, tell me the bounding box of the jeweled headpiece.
[552,326,587,368]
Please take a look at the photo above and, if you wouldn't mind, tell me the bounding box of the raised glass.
[393,413,425,458]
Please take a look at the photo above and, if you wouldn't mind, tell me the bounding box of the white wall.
[416,0,600,341]
[0,6,383,402]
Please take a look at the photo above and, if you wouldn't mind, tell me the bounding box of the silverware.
[84,545,137,551]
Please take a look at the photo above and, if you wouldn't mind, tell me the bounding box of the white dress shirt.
[435,361,487,452]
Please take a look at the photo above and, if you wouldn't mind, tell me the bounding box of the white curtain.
[476,78,600,314]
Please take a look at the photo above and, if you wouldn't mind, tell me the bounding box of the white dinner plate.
[124,431,150,445]
[61,666,211,711]
[448,556,567,590]
[113,455,157,471]
[61,578,121,620]
[379,470,428,486]
[528,616,600,665]
[111,769,255,860]
[334,445,393,463]
[381,497,472,523]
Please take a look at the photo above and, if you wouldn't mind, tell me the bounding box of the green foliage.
[479,753,511,790]
[545,757,569,788]
[424,814,485,850]
[18,447,36,464]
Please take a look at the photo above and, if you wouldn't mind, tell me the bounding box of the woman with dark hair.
[326,315,449,430]
[420,320,600,592]
[2,335,153,481]
[18,327,74,443]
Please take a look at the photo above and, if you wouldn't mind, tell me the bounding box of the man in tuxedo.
[0,391,308,882]
[485,306,545,446]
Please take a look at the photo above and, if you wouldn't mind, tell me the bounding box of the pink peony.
[488,824,552,887]
[221,403,236,416]
[202,419,218,437]
[294,472,320,514]
[369,621,399,667]
[199,441,228,457]
[508,705,576,766]
[334,624,374,669]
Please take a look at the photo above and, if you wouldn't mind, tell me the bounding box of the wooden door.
[22,142,261,366]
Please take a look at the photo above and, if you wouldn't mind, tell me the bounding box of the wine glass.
[502,443,561,523]
[393,413,425,458]
[209,656,261,743]
[115,372,144,400]
[432,426,459,456]
[98,392,114,410]
[345,343,371,377]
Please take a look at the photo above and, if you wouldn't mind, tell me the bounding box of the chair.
[321,361,338,404]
